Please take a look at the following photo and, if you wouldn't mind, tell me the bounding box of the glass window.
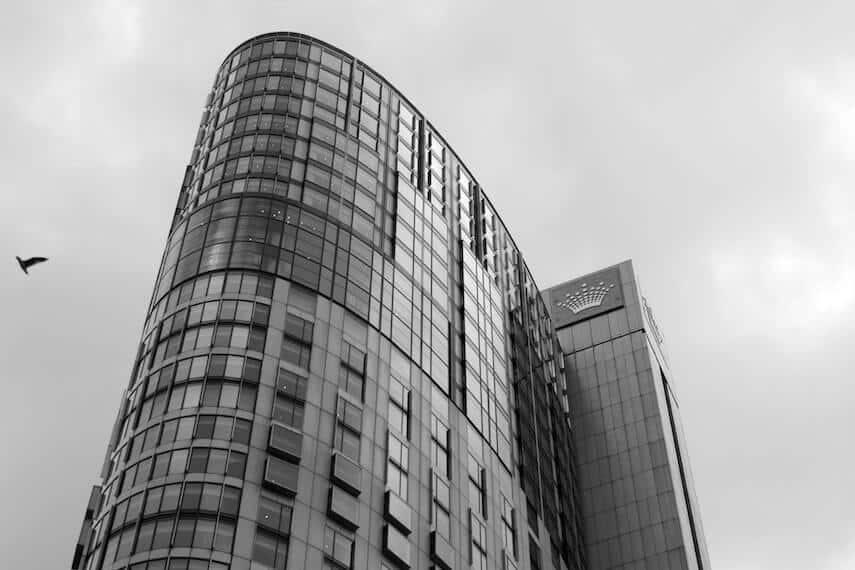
[334,425,360,463]
[336,396,362,432]
[176,417,194,441]
[212,417,232,440]
[252,529,289,568]
[502,496,517,556]
[468,453,487,513]
[238,383,257,412]
[174,517,194,547]
[226,450,247,478]
[312,122,336,145]
[143,486,163,516]
[208,449,227,474]
[273,395,305,427]
[383,524,411,567]
[265,456,299,495]
[269,423,303,460]
[225,356,243,378]
[213,519,235,552]
[151,518,173,549]
[221,486,240,517]
[233,418,251,445]
[320,51,342,72]
[338,367,363,401]
[283,314,314,343]
[430,414,449,476]
[188,449,207,473]
[388,389,408,438]
[308,142,334,166]
[281,313,314,368]
[341,342,364,372]
[386,460,407,499]
[161,483,181,511]
[202,382,221,406]
[387,432,408,468]
[194,518,215,549]
[363,73,381,98]
[152,453,170,480]
[257,495,293,535]
[199,483,220,512]
[135,520,155,553]
[323,526,354,568]
[220,383,239,407]
[306,163,332,188]
[281,337,311,369]
[181,483,202,510]
[328,486,358,527]
[432,472,451,539]
[169,449,188,474]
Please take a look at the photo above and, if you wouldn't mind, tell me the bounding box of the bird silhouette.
[16,256,48,275]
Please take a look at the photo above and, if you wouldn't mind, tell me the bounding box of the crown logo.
[556,281,616,314]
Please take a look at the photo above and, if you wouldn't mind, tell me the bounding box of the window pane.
[252,530,277,566]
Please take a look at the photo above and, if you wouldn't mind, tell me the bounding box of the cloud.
[93,0,143,64]
[3,3,855,570]
[706,63,855,338]
[819,532,855,570]
[709,232,855,336]
[6,0,144,149]
[11,65,85,137]
[792,64,855,160]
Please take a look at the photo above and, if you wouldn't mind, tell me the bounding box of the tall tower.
[71,33,587,570]
[544,261,711,569]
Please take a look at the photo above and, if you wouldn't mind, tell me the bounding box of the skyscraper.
[71,33,706,570]
[544,261,710,569]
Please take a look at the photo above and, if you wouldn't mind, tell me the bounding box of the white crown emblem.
[556,281,616,314]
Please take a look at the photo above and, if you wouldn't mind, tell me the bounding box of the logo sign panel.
[551,267,624,328]
[642,295,665,345]
[641,294,671,370]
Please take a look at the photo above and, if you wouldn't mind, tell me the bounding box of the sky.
[1,1,853,568]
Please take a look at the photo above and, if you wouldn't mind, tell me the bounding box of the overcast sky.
[2,1,854,568]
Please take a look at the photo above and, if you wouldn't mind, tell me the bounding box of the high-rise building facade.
[544,261,710,569]
[70,33,707,570]
[71,32,585,570]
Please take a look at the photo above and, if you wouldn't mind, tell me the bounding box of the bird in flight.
[16,256,48,275]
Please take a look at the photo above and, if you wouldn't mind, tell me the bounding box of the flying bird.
[16,256,48,275]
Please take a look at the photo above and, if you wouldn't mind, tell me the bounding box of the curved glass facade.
[72,32,586,570]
